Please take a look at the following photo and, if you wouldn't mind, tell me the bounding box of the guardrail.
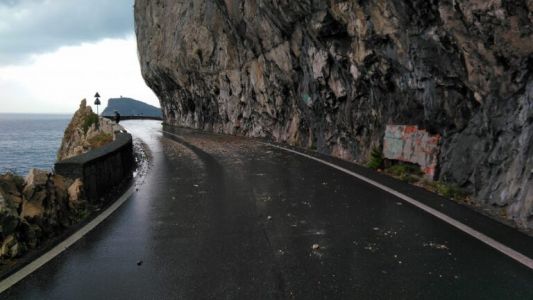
[54,132,134,202]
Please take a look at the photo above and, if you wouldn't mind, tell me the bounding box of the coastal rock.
[22,169,49,197]
[0,173,23,206]
[0,235,21,259]
[0,192,19,238]
[67,179,84,205]
[19,220,42,249]
[0,174,22,237]
[135,0,533,229]
[21,169,49,220]
[22,169,76,231]
[57,99,123,161]
[0,168,87,259]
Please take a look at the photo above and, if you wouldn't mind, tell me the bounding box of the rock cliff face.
[135,1,533,228]
[57,99,123,161]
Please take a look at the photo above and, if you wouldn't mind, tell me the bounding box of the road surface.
[3,120,533,299]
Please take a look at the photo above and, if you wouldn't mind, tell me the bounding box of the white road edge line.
[264,143,533,270]
[0,186,135,294]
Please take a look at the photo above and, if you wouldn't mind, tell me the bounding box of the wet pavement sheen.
[4,120,533,299]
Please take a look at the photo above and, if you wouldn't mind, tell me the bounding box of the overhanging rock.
[383,125,441,178]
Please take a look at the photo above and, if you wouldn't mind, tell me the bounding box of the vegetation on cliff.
[57,99,121,161]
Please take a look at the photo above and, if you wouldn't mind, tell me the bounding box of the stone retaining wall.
[55,132,134,203]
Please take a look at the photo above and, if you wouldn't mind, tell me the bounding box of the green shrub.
[82,113,99,133]
[367,147,384,169]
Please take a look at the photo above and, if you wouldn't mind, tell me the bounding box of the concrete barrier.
[54,132,134,202]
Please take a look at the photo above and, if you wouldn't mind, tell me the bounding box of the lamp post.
[94,92,101,115]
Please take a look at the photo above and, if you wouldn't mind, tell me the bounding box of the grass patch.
[82,113,99,134]
[367,147,384,170]
[420,180,467,201]
[87,132,113,149]
[433,181,466,200]
[385,163,423,183]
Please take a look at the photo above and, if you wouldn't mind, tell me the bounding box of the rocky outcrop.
[57,99,123,161]
[0,170,85,259]
[135,1,533,228]
[0,100,133,261]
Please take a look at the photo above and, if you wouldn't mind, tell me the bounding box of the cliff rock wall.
[135,1,533,228]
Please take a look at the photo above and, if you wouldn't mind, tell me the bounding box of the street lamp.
[94,92,101,115]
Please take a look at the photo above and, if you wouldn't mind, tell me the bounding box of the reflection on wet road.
[4,120,533,299]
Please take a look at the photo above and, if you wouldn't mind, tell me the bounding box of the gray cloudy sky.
[0,0,159,113]
[0,0,134,64]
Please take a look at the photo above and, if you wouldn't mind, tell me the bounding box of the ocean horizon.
[0,113,72,176]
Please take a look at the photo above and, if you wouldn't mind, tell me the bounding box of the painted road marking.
[0,186,135,294]
[264,143,533,271]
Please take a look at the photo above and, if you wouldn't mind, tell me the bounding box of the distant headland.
[101,97,162,120]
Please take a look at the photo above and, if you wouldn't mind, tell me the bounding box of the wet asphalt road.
[3,120,533,299]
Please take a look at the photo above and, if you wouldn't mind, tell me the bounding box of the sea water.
[0,113,71,176]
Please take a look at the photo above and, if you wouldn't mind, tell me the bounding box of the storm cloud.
[0,0,134,65]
